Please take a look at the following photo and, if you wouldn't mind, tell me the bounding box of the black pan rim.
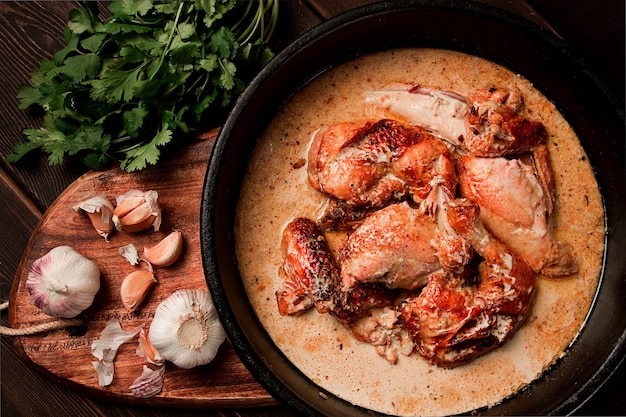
[200,1,626,416]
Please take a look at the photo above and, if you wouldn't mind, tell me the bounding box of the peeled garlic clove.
[73,195,115,240]
[113,195,147,218]
[149,289,226,369]
[143,231,183,267]
[120,270,157,312]
[112,190,162,233]
[26,246,101,318]
[116,203,153,233]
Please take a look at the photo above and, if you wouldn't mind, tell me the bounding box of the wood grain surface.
[1,1,624,417]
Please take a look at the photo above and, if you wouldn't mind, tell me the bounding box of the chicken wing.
[365,85,547,157]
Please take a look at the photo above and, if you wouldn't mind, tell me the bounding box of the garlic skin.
[149,289,225,369]
[129,365,165,398]
[73,195,115,240]
[91,320,142,386]
[143,230,183,267]
[119,243,139,265]
[26,246,101,318]
[112,190,162,233]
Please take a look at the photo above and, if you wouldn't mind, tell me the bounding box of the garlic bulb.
[26,246,101,318]
[149,289,225,369]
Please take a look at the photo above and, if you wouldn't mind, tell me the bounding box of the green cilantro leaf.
[123,106,150,137]
[16,84,44,109]
[90,65,144,103]
[120,124,172,171]
[61,54,101,82]
[81,33,107,53]
[177,22,196,40]
[218,59,236,90]
[10,0,279,172]
[121,0,154,17]
[209,26,237,58]
[67,4,98,35]
[40,129,69,165]
[5,140,40,163]
[53,34,79,65]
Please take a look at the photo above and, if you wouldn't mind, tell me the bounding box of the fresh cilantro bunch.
[9,0,278,171]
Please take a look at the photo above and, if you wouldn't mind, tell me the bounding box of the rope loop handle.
[0,301,84,336]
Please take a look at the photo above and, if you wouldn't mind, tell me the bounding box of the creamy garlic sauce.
[234,49,604,416]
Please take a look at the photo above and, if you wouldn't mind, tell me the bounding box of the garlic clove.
[113,195,146,219]
[117,204,155,233]
[120,270,157,312]
[112,190,162,233]
[73,195,115,240]
[143,230,183,267]
[137,327,164,366]
[26,246,101,318]
[148,289,226,369]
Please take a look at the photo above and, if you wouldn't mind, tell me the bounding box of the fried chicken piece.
[339,202,441,290]
[457,155,578,277]
[308,119,456,210]
[400,199,535,367]
[365,85,547,157]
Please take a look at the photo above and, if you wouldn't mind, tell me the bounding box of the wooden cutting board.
[7,130,276,408]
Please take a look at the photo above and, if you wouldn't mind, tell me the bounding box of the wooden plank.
[0,1,91,209]
[0,169,40,286]
[6,132,276,408]
[303,0,376,20]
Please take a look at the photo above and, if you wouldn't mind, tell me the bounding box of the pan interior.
[201,1,626,416]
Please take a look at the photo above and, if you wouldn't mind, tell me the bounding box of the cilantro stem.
[266,0,279,42]
[149,1,186,82]
[233,0,278,45]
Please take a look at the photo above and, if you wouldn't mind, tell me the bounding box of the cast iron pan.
[200,1,626,415]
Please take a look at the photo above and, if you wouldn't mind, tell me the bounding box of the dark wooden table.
[1,1,624,416]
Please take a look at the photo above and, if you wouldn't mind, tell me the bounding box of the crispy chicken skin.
[277,217,340,316]
[457,155,578,277]
[465,87,548,157]
[340,202,440,290]
[365,85,547,157]
[307,119,456,209]
[400,199,535,367]
[277,217,396,324]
